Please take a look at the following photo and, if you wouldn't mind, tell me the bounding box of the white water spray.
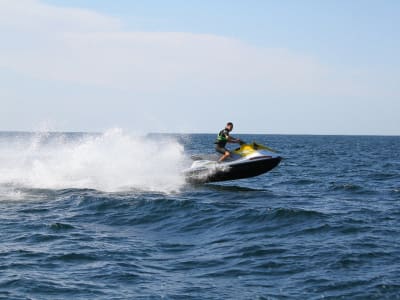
[0,129,188,194]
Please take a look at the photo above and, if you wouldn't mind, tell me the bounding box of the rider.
[215,122,242,162]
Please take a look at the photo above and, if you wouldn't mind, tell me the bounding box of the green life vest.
[216,129,229,145]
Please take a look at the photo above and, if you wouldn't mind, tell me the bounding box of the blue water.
[0,132,399,299]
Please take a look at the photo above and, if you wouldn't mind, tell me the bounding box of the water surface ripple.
[0,133,399,299]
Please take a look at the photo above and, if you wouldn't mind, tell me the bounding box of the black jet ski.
[184,142,281,184]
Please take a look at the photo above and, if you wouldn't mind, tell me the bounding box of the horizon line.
[0,130,399,137]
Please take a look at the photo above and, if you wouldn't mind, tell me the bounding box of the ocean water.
[0,130,399,299]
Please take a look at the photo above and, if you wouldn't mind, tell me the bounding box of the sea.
[0,129,399,299]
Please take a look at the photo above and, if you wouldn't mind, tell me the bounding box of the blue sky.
[1,0,399,134]
[42,0,400,66]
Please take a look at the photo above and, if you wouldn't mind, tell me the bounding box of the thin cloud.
[0,0,398,134]
[0,0,389,98]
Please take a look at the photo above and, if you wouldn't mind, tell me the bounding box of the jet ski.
[184,142,282,184]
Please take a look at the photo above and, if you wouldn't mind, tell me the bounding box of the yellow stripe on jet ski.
[234,145,256,156]
[233,142,277,157]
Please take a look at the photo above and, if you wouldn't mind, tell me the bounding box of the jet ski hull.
[185,156,282,184]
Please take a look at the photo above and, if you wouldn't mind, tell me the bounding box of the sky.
[0,0,399,135]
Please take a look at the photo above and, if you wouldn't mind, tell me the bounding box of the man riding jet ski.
[215,122,242,162]
[184,123,282,184]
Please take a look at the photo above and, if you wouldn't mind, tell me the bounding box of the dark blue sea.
[0,130,399,299]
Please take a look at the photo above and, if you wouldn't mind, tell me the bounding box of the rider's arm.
[227,136,241,143]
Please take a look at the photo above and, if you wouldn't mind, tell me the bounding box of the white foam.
[0,129,188,195]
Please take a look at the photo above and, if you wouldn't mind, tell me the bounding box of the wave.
[0,129,188,196]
